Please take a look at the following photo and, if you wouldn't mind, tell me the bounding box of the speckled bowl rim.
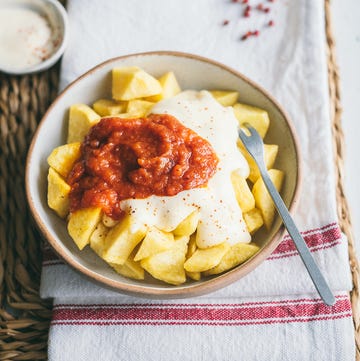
[26,51,303,299]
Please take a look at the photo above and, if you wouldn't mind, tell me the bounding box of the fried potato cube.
[141,249,186,285]
[93,99,127,116]
[68,207,102,250]
[238,143,279,183]
[185,234,201,281]
[252,169,284,230]
[173,210,200,237]
[134,226,174,261]
[47,142,81,178]
[184,242,230,273]
[110,250,144,280]
[102,215,147,265]
[263,144,279,169]
[233,103,270,138]
[102,113,141,120]
[47,167,71,218]
[90,218,145,281]
[203,242,260,276]
[140,236,189,285]
[187,234,197,257]
[186,271,201,281]
[67,104,100,143]
[173,235,190,251]
[243,208,264,234]
[90,222,109,257]
[209,90,239,107]
[126,99,154,117]
[231,171,255,213]
[102,214,118,228]
[146,71,181,102]
[112,66,162,101]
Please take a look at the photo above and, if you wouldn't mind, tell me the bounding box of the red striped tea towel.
[48,294,353,360]
[40,0,356,360]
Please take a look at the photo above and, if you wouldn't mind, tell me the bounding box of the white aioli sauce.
[121,91,251,248]
[0,7,56,70]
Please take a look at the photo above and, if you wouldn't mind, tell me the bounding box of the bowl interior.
[26,52,300,297]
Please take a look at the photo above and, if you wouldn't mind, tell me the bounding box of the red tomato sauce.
[67,114,219,219]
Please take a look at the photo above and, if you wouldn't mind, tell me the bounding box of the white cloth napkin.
[41,0,355,360]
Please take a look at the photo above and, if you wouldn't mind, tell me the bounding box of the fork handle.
[260,169,336,306]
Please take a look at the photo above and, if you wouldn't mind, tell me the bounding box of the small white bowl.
[26,51,302,298]
[0,0,68,75]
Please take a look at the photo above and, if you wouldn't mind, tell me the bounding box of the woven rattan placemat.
[0,1,359,359]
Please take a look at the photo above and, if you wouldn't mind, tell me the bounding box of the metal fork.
[238,125,335,306]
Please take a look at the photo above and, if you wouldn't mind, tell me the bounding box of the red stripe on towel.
[51,295,351,327]
[269,223,341,259]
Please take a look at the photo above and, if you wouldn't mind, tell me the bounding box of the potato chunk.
[185,234,201,281]
[146,71,182,102]
[243,208,264,234]
[126,99,154,117]
[90,223,144,280]
[102,214,118,228]
[231,171,255,213]
[252,169,284,229]
[112,66,162,100]
[47,167,71,218]
[93,99,127,116]
[140,236,189,285]
[110,250,144,280]
[209,90,239,107]
[238,142,279,183]
[90,222,109,257]
[102,215,147,265]
[233,103,270,138]
[173,210,200,237]
[102,113,140,120]
[134,227,174,261]
[47,142,81,178]
[67,104,100,143]
[184,242,230,273]
[203,242,260,276]
[68,207,102,250]
[141,249,186,285]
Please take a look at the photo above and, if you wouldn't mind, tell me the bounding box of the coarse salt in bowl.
[0,0,68,75]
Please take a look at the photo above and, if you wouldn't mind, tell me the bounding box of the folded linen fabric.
[40,0,355,360]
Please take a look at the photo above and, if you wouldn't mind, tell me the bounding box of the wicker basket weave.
[0,1,358,359]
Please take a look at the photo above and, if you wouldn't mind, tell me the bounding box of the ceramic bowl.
[26,51,302,298]
[0,0,68,75]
